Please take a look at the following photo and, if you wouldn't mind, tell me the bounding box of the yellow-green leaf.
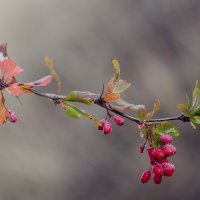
[147,99,160,119]
[191,80,200,113]
[113,79,131,93]
[136,107,147,121]
[44,56,61,93]
[190,122,197,129]
[61,100,99,125]
[114,98,146,114]
[112,58,120,87]
[66,91,98,105]
[191,116,200,124]
[66,106,80,119]
[177,104,190,115]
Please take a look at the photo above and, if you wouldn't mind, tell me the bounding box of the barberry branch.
[30,89,190,125]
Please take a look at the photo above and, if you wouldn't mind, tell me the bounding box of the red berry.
[103,121,112,134]
[148,147,154,159]
[150,159,156,166]
[152,164,163,176]
[157,157,168,164]
[162,163,175,177]
[140,145,145,153]
[153,174,162,184]
[140,170,151,183]
[98,119,106,130]
[152,148,165,160]
[160,134,172,144]
[113,115,124,126]
[162,144,176,156]
[7,110,17,123]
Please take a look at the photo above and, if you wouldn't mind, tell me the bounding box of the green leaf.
[192,107,200,116]
[65,91,98,105]
[147,99,160,119]
[113,79,131,93]
[114,98,133,107]
[190,122,197,129]
[136,107,147,121]
[191,80,200,115]
[61,100,99,125]
[108,104,132,113]
[156,122,180,137]
[186,94,191,108]
[66,106,80,119]
[191,116,200,124]
[177,81,200,118]
[152,133,163,148]
[114,98,146,115]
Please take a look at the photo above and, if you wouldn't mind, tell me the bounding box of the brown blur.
[0,0,200,199]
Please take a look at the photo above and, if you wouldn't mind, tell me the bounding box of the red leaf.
[26,75,54,87]
[6,83,32,96]
[0,58,16,76]
[8,66,23,78]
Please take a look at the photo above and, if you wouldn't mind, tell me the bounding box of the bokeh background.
[0,0,200,199]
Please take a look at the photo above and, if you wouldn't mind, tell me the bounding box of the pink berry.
[162,163,175,177]
[103,121,112,134]
[162,144,176,156]
[157,157,168,164]
[98,119,106,130]
[152,164,163,176]
[152,148,165,160]
[113,115,124,126]
[153,174,162,184]
[160,134,172,144]
[140,170,151,183]
[7,110,17,123]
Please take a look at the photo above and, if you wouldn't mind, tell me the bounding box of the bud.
[98,119,106,130]
[7,110,17,123]
[113,115,124,126]
[103,121,112,134]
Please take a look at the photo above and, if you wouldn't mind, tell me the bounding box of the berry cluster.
[140,133,176,184]
[98,115,124,134]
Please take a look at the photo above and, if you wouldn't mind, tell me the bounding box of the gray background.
[0,0,200,199]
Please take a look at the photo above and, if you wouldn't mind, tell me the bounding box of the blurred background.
[0,0,200,199]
